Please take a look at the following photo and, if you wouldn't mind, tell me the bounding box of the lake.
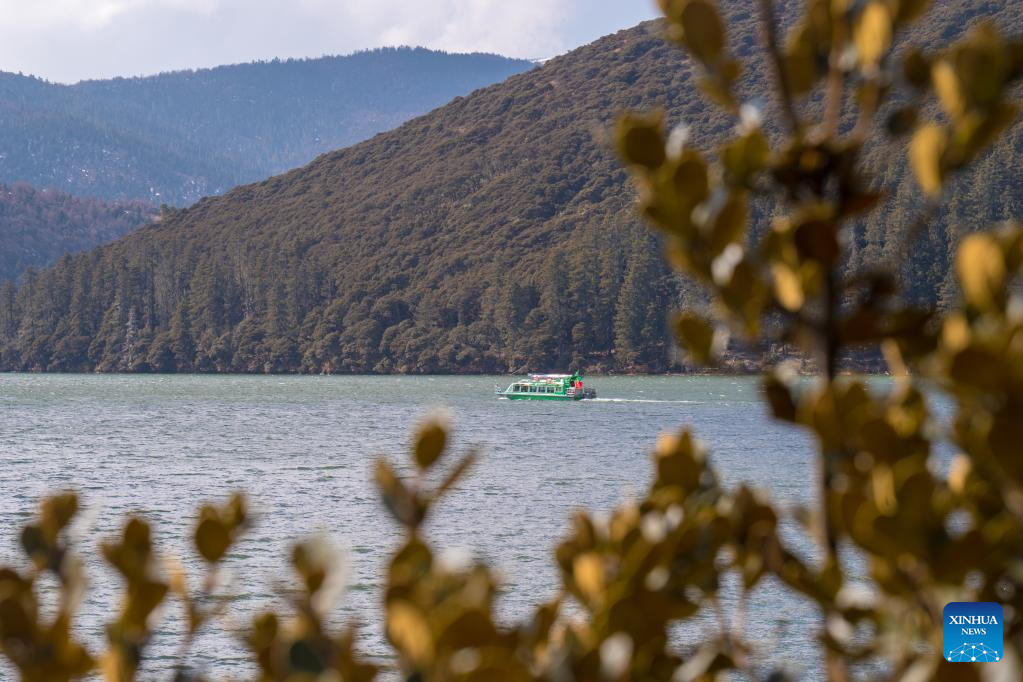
[1,374,835,678]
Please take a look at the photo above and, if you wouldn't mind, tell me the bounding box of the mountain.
[0,183,155,282]
[1,3,1021,374]
[0,48,535,206]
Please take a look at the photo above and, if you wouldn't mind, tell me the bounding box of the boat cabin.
[497,372,596,400]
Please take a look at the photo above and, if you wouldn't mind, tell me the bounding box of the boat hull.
[499,393,583,401]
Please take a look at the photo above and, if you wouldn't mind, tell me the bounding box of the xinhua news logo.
[943,602,1003,663]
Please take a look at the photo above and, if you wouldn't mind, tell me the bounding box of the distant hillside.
[1,3,1021,373]
[0,183,154,282]
[0,48,535,206]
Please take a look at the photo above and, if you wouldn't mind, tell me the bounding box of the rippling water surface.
[2,374,831,678]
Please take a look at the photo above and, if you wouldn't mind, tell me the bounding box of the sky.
[0,0,659,84]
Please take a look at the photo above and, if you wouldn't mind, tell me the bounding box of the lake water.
[1,374,846,679]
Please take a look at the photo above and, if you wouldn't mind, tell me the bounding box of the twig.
[820,13,850,140]
[758,0,802,136]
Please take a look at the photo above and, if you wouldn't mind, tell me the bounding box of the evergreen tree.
[166,301,194,370]
[613,230,665,369]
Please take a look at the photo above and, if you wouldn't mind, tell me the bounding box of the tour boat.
[496,372,597,400]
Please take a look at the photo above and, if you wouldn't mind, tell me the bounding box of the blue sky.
[0,0,659,84]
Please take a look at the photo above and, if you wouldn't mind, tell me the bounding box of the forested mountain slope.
[0,183,154,282]
[1,2,1021,374]
[0,48,534,206]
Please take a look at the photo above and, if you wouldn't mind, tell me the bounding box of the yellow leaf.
[941,313,971,352]
[932,60,965,119]
[387,601,434,665]
[947,455,971,495]
[573,553,605,601]
[771,264,805,312]
[855,1,892,67]
[102,651,127,682]
[957,233,1005,309]
[909,125,946,197]
[871,466,898,516]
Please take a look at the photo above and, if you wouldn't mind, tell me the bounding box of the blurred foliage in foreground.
[4,0,1023,679]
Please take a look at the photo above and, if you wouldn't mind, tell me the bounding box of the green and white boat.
[496,372,597,401]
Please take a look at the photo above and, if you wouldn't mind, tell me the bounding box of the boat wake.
[590,398,700,404]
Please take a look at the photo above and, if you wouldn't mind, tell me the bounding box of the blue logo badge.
[943,602,1003,662]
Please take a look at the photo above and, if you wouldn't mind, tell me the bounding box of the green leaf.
[195,516,231,563]
[886,107,918,135]
[680,0,725,62]
[902,48,931,87]
[376,459,424,528]
[793,219,839,265]
[617,114,666,170]
[783,52,817,96]
[721,131,769,183]
[41,493,78,536]
[709,193,748,253]
[675,313,717,364]
[762,375,798,422]
[436,451,477,498]
[414,419,448,469]
[670,153,709,207]
[895,0,931,24]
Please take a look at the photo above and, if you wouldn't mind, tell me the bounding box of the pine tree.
[169,301,195,370]
[123,308,140,370]
[0,281,16,342]
[613,230,665,369]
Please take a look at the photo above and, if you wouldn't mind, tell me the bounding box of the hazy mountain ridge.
[0,183,155,282]
[1,2,1021,373]
[0,48,535,206]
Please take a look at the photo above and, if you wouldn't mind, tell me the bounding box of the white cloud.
[0,0,657,83]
